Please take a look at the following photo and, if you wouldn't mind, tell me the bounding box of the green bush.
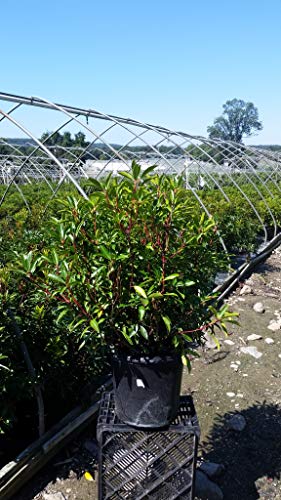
[18,165,235,369]
[1,169,281,436]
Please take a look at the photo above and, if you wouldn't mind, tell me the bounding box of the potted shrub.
[21,162,236,427]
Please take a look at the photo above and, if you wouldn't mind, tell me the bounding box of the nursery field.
[1,91,281,499]
[1,175,281,443]
[1,169,281,499]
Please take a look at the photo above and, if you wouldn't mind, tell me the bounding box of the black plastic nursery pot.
[111,353,183,428]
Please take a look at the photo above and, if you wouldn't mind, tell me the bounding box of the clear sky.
[1,0,280,144]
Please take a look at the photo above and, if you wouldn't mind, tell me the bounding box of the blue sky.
[1,0,280,144]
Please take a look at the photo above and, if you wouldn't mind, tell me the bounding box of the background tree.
[74,132,89,148]
[61,131,72,148]
[207,99,263,143]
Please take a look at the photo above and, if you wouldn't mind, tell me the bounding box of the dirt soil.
[13,246,281,500]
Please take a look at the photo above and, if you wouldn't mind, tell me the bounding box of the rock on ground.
[247,334,262,341]
[239,285,252,295]
[224,339,235,345]
[42,493,66,500]
[267,319,281,331]
[253,302,265,313]
[240,346,263,359]
[265,337,274,344]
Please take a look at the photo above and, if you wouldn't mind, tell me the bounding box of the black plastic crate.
[97,392,200,500]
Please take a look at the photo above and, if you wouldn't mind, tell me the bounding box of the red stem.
[178,317,221,335]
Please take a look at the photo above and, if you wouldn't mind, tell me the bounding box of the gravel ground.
[13,246,281,499]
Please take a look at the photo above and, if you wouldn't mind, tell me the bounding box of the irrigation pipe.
[214,232,281,302]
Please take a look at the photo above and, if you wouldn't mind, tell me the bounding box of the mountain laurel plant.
[20,163,237,368]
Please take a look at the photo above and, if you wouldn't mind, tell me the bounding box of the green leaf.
[181,355,191,371]
[162,315,171,333]
[48,273,66,284]
[199,212,205,225]
[100,246,112,260]
[138,306,146,321]
[184,280,195,287]
[0,363,11,371]
[89,178,103,191]
[148,292,163,299]
[181,333,193,342]
[55,308,69,324]
[119,171,134,181]
[164,273,180,281]
[104,172,113,187]
[121,327,134,345]
[141,164,157,178]
[30,257,42,274]
[139,326,148,340]
[217,304,228,318]
[207,334,220,350]
[22,251,33,272]
[140,298,149,307]
[132,161,141,180]
[51,249,59,266]
[145,242,154,251]
[90,190,104,200]
[69,318,87,331]
[181,354,188,366]
[186,349,200,358]
[172,336,179,348]
[75,220,85,236]
[133,285,147,299]
[90,318,100,333]
[59,224,65,241]
[78,340,86,350]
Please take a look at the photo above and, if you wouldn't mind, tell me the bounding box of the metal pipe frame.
[0,91,280,257]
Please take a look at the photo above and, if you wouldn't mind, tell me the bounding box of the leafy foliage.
[0,183,109,436]
[1,164,281,435]
[18,163,236,365]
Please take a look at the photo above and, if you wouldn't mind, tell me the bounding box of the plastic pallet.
[97,392,200,500]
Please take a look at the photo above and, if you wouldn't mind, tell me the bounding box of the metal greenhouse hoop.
[0,91,280,258]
